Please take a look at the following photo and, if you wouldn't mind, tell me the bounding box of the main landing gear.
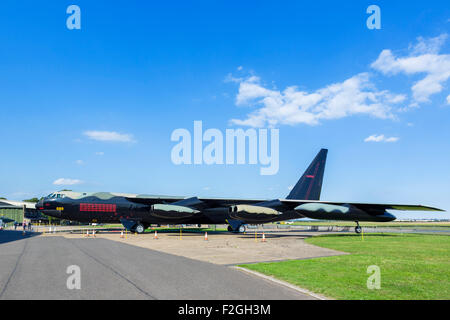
[131,222,148,234]
[227,225,246,233]
[355,221,362,234]
[120,218,148,234]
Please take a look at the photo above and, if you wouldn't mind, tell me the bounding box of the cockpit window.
[46,193,64,199]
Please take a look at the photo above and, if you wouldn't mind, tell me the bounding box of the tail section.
[286,149,328,200]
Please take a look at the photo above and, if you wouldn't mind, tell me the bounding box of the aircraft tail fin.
[286,149,328,200]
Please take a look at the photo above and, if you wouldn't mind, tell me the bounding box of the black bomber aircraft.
[36,149,443,234]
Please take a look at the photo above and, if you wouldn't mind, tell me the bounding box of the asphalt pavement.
[0,230,316,300]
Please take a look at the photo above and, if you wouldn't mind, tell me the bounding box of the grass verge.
[240,233,450,300]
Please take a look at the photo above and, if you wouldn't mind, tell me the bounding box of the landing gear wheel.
[227,226,233,232]
[238,225,246,233]
[135,223,145,234]
[355,226,362,234]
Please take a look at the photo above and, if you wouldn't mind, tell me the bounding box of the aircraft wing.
[126,196,444,212]
[279,200,444,212]
[348,203,444,212]
[124,195,443,225]
[125,196,266,208]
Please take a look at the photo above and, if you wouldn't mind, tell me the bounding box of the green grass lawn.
[284,221,450,228]
[240,233,450,300]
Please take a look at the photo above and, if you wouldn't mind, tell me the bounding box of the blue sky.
[0,1,449,219]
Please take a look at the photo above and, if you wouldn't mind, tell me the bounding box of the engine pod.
[295,203,369,221]
[229,204,281,223]
[151,204,199,219]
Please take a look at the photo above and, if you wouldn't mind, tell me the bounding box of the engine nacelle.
[150,204,199,220]
[228,204,281,223]
[295,203,396,222]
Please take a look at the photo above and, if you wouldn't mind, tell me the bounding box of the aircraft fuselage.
[37,193,396,229]
[37,195,300,226]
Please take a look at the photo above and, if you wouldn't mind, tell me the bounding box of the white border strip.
[233,266,330,300]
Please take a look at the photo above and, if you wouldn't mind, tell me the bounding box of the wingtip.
[423,206,446,212]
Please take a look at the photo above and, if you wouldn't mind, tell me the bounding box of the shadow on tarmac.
[0,230,41,245]
[160,229,314,240]
[156,229,408,240]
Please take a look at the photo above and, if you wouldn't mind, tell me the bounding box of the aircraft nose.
[37,199,63,217]
[36,199,44,210]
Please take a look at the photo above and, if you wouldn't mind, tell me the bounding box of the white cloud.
[224,73,244,84]
[75,160,84,165]
[229,34,449,128]
[83,131,135,143]
[364,134,399,143]
[53,178,83,186]
[371,34,450,105]
[95,152,104,156]
[409,34,448,55]
[230,73,405,127]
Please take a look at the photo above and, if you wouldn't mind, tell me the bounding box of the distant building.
[0,199,40,226]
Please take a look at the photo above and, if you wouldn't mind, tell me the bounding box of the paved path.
[0,230,316,300]
[91,230,346,265]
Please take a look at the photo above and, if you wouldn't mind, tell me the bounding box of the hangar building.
[0,199,38,225]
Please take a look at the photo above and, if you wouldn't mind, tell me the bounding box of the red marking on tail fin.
[306,175,315,178]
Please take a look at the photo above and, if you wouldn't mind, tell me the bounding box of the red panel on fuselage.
[80,203,116,212]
